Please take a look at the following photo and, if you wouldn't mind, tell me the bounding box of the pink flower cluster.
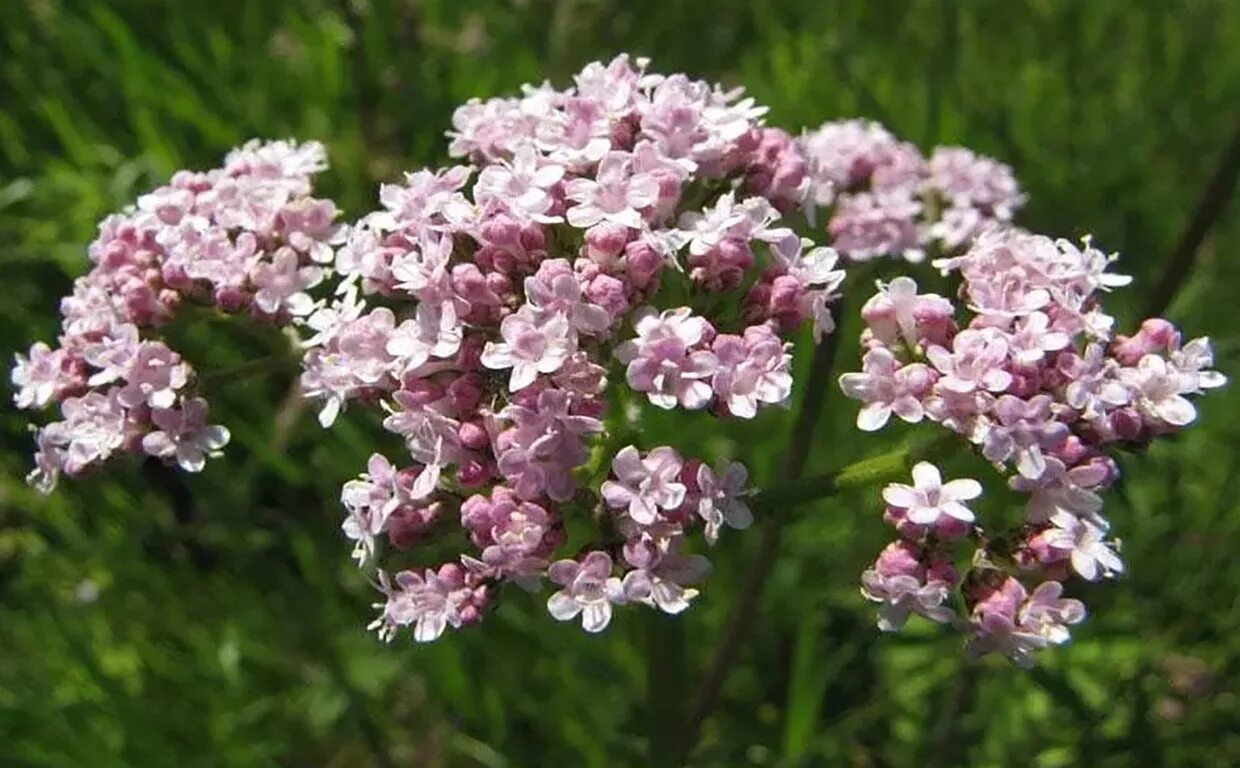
[843,228,1225,665]
[12,140,338,490]
[312,56,836,642]
[800,119,1025,261]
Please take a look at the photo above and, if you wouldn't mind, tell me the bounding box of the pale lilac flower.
[696,461,753,544]
[1118,354,1198,427]
[614,307,718,410]
[546,552,625,633]
[27,427,65,493]
[386,302,463,374]
[1007,311,1072,365]
[480,307,576,391]
[860,541,957,631]
[601,445,687,525]
[859,276,955,350]
[524,261,612,335]
[461,488,559,587]
[537,96,613,169]
[115,341,190,410]
[1061,345,1131,419]
[370,568,465,643]
[565,152,660,229]
[1010,457,1108,524]
[11,342,81,410]
[621,537,710,614]
[141,397,231,472]
[474,145,565,222]
[250,247,322,315]
[981,395,1069,479]
[1170,337,1227,394]
[839,348,934,431]
[41,391,129,475]
[709,325,793,418]
[1044,510,1124,581]
[341,453,408,565]
[677,192,746,256]
[927,328,1013,394]
[882,462,982,526]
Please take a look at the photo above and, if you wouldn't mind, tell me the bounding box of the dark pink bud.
[457,459,490,487]
[623,241,664,290]
[458,421,490,450]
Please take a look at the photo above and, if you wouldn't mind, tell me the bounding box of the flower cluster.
[800,119,1025,262]
[12,140,338,490]
[318,56,838,642]
[843,228,1225,665]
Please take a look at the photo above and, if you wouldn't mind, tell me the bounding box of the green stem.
[749,433,955,512]
[645,610,687,768]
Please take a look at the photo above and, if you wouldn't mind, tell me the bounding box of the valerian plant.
[11,55,1224,669]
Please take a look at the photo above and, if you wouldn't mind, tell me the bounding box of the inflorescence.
[12,55,1224,665]
[841,231,1225,665]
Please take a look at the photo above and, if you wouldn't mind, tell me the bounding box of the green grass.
[2,1,1240,766]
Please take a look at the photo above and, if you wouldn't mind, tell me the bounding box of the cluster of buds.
[11,140,338,491]
[800,119,1024,262]
[844,228,1225,665]
[314,55,843,641]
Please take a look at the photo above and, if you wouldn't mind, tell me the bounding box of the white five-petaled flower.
[882,462,982,525]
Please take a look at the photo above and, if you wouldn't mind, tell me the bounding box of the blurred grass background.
[2,1,1240,766]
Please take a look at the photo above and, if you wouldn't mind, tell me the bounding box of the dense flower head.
[842,227,1225,665]
[14,140,338,488]
[799,119,1024,262]
[305,56,820,642]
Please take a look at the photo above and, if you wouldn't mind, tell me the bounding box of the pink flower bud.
[457,459,490,487]
[585,224,633,265]
[874,540,924,579]
[1112,318,1179,365]
[623,240,664,291]
[458,421,490,450]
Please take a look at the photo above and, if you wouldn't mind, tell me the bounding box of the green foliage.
[2,1,1239,765]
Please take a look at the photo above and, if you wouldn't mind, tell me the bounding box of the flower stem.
[645,610,687,768]
[681,318,845,762]
[749,432,955,511]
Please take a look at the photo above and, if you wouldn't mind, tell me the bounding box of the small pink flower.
[370,568,467,643]
[474,145,565,222]
[481,307,577,391]
[839,348,935,431]
[614,307,718,410]
[142,397,231,473]
[709,325,793,418]
[601,445,687,525]
[1043,511,1124,581]
[546,551,625,633]
[927,328,1012,394]
[696,461,753,544]
[11,342,83,410]
[882,462,982,526]
[565,152,660,230]
[250,247,322,316]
